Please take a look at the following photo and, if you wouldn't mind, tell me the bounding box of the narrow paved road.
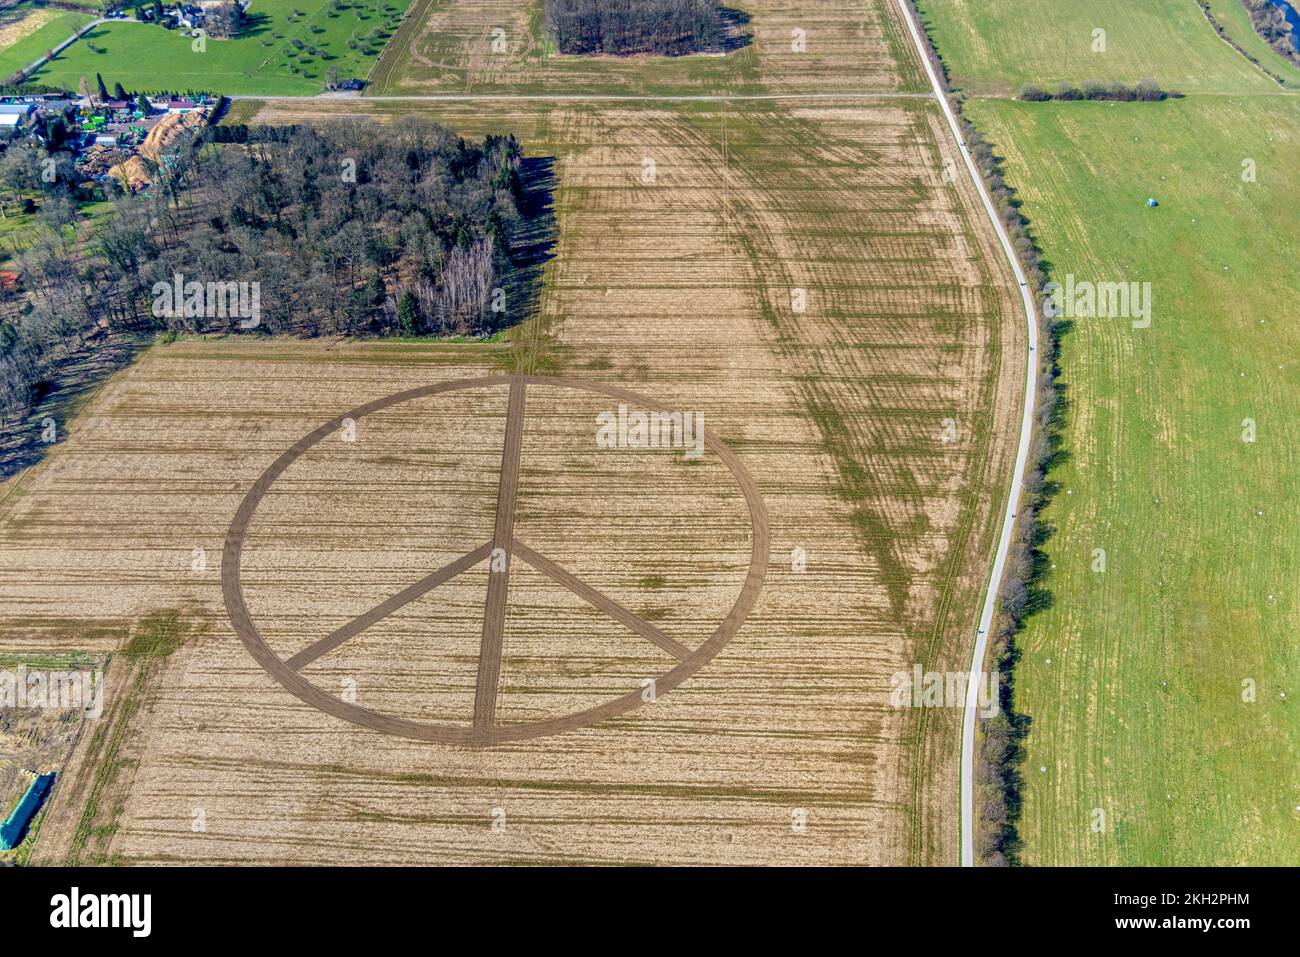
[891,0,1040,868]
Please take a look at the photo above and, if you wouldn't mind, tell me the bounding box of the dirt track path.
[473,376,526,732]
[286,543,493,671]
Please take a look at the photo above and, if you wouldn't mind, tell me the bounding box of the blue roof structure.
[0,772,56,850]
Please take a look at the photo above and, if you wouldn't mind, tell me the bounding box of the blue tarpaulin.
[0,771,55,850]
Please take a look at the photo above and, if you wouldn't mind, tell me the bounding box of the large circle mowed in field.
[222,374,769,746]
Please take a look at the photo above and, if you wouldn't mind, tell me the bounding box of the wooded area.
[544,0,727,56]
[0,117,537,427]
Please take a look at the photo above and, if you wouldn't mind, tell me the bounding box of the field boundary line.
[891,0,1040,868]
[236,91,936,102]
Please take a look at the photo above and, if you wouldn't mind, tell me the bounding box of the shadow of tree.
[718,6,753,54]
[501,154,557,334]
[0,333,144,480]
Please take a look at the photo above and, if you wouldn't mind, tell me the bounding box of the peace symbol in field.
[222,374,769,745]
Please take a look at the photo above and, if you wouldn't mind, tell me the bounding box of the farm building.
[0,771,56,851]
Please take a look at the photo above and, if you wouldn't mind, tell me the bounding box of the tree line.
[0,117,530,425]
[958,118,1068,868]
[1020,79,1182,102]
[1242,0,1300,66]
[544,0,725,56]
[902,0,1067,866]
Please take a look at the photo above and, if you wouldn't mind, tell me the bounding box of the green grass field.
[0,8,94,81]
[28,0,410,95]
[916,0,1280,94]
[969,95,1300,865]
[916,0,1300,864]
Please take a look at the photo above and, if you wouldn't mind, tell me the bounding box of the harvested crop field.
[2,92,1021,865]
[0,6,57,50]
[367,0,925,95]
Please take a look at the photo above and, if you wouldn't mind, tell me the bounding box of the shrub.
[1022,80,1180,102]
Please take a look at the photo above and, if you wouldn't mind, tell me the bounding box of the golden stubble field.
[367,0,925,94]
[1,92,1021,864]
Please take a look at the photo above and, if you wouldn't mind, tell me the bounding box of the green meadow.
[0,9,94,80]
[969,95,1300,865]
[29,0,410,95]
[917,0,1300,864]
[916,0,1281,94]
